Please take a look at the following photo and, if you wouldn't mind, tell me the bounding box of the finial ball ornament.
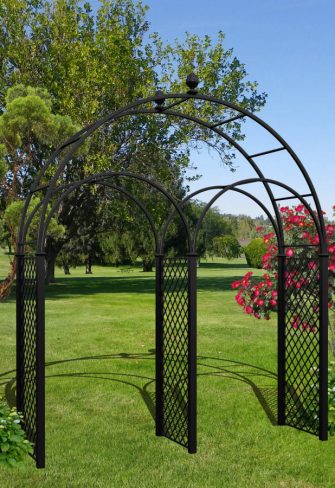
[186,73,199,90]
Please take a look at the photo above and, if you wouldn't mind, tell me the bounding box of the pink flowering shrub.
[232,204,335,434]
[232,204,335,339]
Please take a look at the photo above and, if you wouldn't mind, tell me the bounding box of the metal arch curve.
[138,107,285,247]
[34,171,191,253]
[160,185,282,253]
[19,86,326,254]
[28,104,286,254]
[193,178,325,253]
[41,182,160,254]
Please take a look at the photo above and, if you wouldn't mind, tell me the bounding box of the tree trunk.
[142,258,153,272]
[0,259,16,301]
[85,256,92,274]
[45,254,56,284]
[45,237,64,284]
[63,263,70,275]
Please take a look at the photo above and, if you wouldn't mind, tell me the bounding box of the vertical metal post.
[16,254,25,414]
[277,253,286,426]
[319,253,329,441]
[187,253,197,453]
[35,254,46,468]
[155,254,164,436]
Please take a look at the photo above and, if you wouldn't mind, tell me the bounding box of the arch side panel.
[156,256,197,452]
[16,254,45,468]
[283,249,328,438]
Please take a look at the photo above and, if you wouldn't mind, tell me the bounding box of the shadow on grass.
[199,262,251,270]
[1,351,277,426]
[4,275,249,302]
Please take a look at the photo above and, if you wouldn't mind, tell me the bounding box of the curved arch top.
[19,74,326,254]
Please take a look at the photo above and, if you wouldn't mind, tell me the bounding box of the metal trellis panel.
[156,255,197,452]
[16,254,45,468]
[282,249,328,438]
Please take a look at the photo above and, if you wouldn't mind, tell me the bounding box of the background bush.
[244,238,267,268]
[212,235,241,260]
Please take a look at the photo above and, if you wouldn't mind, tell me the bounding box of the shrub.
[306,363,335,436]
[244,238,267,268]
[0,398,33,467]
[329,362,335,436]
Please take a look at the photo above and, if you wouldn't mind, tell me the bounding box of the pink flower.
[291,316,301,329]
[312,235,320,245]
[245,305,253,314]
[256,226,263,232]
[308,261,317,270]
[285,248,294,258]
[264,233,275,244]
[270,299,277,306]
[257,299,264,307]
[231,281,241,289]
[295,204,304,212]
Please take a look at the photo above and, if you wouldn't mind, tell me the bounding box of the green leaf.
[1,443,9,452]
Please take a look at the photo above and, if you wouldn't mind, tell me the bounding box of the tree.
[0,0,267,286]
[213,235,241,260]
[0,85,77,296]
[0,197,64,299]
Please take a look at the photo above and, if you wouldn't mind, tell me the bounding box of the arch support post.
[16,253,25,415]
[277,253,286,426]
[155,253,164,436]
[35,253,46,468]
[187,253,197,453]
[15,252,46,468]
[319,253,329,441]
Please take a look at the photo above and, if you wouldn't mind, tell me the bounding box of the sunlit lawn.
[0,251,334,488]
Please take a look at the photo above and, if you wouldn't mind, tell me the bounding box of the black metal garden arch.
[16,74,329,469]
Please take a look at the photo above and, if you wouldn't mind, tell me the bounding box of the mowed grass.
[0,252,334,488]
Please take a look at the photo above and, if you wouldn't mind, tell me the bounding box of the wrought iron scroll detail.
[160,257,190,448]
[284,252,320,435]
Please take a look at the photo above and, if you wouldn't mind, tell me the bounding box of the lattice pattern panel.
[284,253,320,434]
[161,257,189,447]
[21,256,38,458]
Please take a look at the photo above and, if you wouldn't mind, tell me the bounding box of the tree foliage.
[213,234,241,260]
[0,0,267,285]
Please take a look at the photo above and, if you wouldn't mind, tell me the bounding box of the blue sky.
[93,0,335,217]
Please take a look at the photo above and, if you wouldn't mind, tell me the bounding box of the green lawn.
[0,253,334,488]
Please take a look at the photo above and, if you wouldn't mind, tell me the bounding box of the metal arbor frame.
[16,74,329,469]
